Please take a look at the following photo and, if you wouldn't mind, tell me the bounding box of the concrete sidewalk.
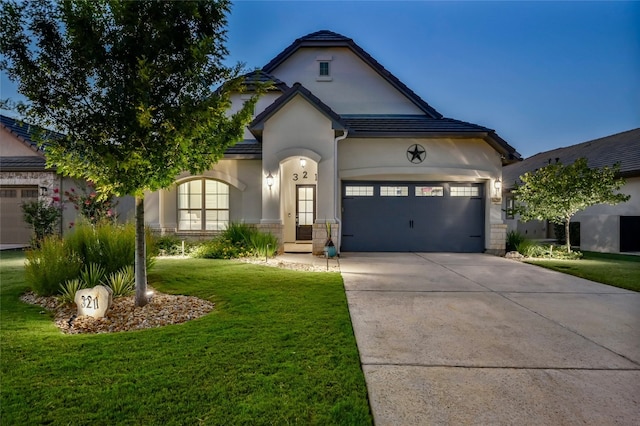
[340,253,640,425]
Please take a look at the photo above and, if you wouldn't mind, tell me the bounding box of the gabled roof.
[249,82,346,141]
[503,128,640,188]
[262,30,443,119]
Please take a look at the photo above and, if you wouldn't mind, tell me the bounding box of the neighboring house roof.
[0,114,51,171]
[249,82,347,141]
[503,128,640,188]
[0,155,47,171]
[0,114,44,153]
[262,30,443,119]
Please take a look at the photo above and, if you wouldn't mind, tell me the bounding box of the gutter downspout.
[333,129,348,254]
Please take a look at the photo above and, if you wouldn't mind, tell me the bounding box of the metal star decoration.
[407,144,426,164]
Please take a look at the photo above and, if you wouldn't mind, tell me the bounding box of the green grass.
[526,251,640,292]
[0,250,372,425]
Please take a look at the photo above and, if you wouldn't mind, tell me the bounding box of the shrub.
[154,235,197,256]
[222,222,255,245]
[506,230,526,252]
[58,278,86,305]
[553,222,581,247]
[25,237,83,296]
[248,231,278,258]
[191,238,250,259]
[105,265,135,297]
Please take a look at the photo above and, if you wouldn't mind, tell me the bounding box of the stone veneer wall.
[487,223,507,255]
[312,222,339,256]
[0,170,58,193]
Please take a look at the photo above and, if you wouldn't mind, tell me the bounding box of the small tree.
[21,198,62,245]
[512,157,630,253]
[65,182,118,227]
[1,0,263,306]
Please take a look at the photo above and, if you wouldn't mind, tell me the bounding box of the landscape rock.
[75,285,113,318]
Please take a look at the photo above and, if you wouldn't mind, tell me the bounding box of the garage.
[341,181,484,252]
[620,216,640,252]
[0,186,39,245]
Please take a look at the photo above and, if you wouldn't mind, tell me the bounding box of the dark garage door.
[341,182,484,252]
[620,216,640,252]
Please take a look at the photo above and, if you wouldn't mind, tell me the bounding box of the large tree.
[512,157,630,252]
[1,0,261,306]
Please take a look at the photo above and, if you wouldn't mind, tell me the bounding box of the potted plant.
[324,222,337,258]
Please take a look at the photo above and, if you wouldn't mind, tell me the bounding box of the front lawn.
[526,251,640,292]
[0,251,372,425]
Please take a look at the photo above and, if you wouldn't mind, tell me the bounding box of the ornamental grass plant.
[24,222,156,297]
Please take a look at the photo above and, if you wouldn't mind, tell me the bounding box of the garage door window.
[450,186,479,197]
[345,186,374,196]
[380,186,408,196]
[0,189,17,198]
[415,186,444,197]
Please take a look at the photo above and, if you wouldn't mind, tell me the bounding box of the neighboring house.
[144,30,521,254]
[0,114,133,246]
[503,128,640,253]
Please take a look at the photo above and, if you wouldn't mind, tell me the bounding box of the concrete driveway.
[340,253,640,425]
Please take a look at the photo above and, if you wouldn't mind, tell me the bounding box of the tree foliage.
[512,157,630,252]
[1,0,262,305]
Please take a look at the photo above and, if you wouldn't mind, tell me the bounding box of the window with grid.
[345,186,374,196]
[178,179,229,231]
[380,186,408,197]
[415,186,444,197]
[450,186,480,197]
[319,61,330,76]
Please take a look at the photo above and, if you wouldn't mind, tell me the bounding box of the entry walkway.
[340,252,640,425]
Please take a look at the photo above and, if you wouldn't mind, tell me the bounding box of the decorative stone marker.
[75,285,113,319]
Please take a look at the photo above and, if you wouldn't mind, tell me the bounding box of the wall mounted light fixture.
[300,158,307,168]
[494,179,502,192]
[266,172,274,188]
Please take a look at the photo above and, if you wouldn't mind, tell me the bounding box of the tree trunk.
[565,217,571,253]
[135,195,148,307]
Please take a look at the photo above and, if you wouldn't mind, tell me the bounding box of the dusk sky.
[2,1,638,159]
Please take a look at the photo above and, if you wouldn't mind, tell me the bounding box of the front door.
[296,185,315,240]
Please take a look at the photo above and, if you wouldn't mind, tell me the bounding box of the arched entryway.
[280,156,318,253]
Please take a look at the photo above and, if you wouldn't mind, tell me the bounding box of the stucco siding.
[145,159,262,234]
[574,177,640,253]
[0,127,40,156]
[338,137,501,181]
[269,47,424,115]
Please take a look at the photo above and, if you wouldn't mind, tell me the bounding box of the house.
[143,30,521,254]
[503,128,640,253]
[0,114,133,246]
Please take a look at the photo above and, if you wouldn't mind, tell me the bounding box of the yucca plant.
[58,278,86,305]
[79,263,106,288]
[105,265,135,297]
